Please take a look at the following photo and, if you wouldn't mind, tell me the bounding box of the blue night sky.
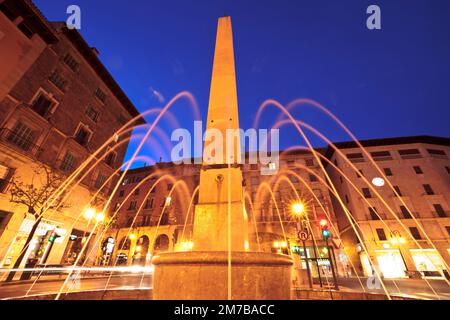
[34,0,450,165]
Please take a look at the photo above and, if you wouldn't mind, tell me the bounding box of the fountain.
[152,16,293,300]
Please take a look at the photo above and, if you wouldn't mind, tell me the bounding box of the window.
[376,228,387,241]
[7,122,35,151]
[383,168,393,176]
[74,125,91,146]
[31,93,54,118]
[309,174,317,182]
[369,207,379,220]
[49,71,67,90]
[0,165,14,193]
[339,176,343,183]
[250,164,258,171]
[446,226,450,237]
[60,152,76,173]
[345,195,349,204]
[356,170,363,178]
[399,149,422,159]
[370,151,392,161]
[413,166,423,174]
[145,198,154,209]
[346,153,364,163]
[160,212,169,225]
[446,166,450,174]
[119,190,124,197]
[393,186,402,197]
[289,175,299,183]
[17,21,33,38]
[251,176,259,185]
[423,184,435,195]
[0,211,13,237]
[305,159,314,167]
[167,183,173,191]
[427,149,447,158]
[433,204,447,218]
[63,53,79,71]
[400,206,412,219]
[134,188,140,196]
[362,188,372,198]
[94,174,107,189]
[105,151,116,167]
[128,201,137,211]
[85,106,99,123]
[409,227,421,240]
[0,3,19,21]
[286,160,295,167]
[95,88,107,103]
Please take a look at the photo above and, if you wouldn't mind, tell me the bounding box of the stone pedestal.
[152,251,293,300]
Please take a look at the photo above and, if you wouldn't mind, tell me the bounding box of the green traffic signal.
[322,229,331,239]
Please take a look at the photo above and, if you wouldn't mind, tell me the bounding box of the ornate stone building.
[0,0,143,270]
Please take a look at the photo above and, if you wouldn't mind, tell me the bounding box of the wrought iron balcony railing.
[0,127,44,159]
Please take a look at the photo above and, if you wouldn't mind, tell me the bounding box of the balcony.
[0,128,43,159]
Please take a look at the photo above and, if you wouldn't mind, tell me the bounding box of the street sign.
[298,231,309,241]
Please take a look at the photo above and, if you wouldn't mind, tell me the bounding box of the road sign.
[298,231,309,241]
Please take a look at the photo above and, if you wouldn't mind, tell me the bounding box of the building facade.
[0,0,143,271]
[99,150,345,281]
[326,136,450,279]
[100,136,450,281]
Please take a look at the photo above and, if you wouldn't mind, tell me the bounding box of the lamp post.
[292,202,313,289]
[82,207,104,265]
[390,230,408,276]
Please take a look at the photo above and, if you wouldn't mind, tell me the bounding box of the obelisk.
[192,16,248,251]
[152,17,292,300]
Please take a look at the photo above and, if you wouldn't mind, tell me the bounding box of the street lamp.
[390,230,409,276]
[292,202,305,217]
[95,212,105,223]
[84,207,96,220]
[291,201,313,289]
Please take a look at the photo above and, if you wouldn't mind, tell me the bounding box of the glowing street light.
[95,212,105,223]
[291,202,305,217]
[390,230,409,274]
[129,233,136,240]
[84,207,96,220]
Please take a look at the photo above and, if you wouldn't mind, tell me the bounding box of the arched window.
[153,234,169,252]
[118,237,131,250]
[136,235,149,255]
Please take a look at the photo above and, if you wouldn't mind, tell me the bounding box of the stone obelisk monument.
[152,17,292,300]
[193,16,248,252]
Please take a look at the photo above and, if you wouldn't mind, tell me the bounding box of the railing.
[0,127,44,159]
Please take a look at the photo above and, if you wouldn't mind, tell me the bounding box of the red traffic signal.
[319,219,328,227]
[319,219,331,239]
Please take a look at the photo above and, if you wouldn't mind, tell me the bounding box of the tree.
[5,165,70,282]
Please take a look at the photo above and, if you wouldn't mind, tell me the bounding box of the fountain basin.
[152,251,293,300]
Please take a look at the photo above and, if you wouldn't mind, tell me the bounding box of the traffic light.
[48,231,60,243]
[319,219,331,240]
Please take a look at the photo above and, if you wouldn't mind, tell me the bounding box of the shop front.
[410,249,447,278]
[1,218,66,268]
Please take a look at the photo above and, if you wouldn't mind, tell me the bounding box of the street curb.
[0,273,142,287]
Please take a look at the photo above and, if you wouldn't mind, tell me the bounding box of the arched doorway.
[153,234,170,253]
[133,235,149,266]
[116,237,131,265]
